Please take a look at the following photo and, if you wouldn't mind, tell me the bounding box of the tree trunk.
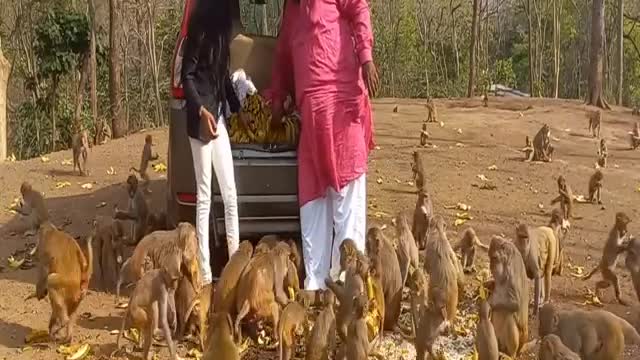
[553,0,560,98]
[468,0,480,97]
[109,0,126,138]
[616,0,624,105]
[0,38,10,162]
[527,0,534,96]
[89,0,99,144]
[73,53,90,134]
[587,0,610,109]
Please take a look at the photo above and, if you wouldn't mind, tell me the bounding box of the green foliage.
[492,59,517,88]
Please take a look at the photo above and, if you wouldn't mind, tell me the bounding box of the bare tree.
[109,0,126,138]
[587,0,610,109]
[552,0,561,98]
[468,0,480,97]
[526,0,534,96]
[0,37,10,162]
[88,0,99,143]
[616,0,624,105]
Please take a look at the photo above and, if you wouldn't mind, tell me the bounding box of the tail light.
[170,0,197,100]
[177,192,197,204]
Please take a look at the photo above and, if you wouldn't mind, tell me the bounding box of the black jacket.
[182,35,241,141]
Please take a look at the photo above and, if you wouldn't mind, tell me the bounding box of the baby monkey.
[420,123,430,146]
[588,170,604,205]
[72,129,90,176]
[522,136,534,161]
[130,135,159,191]
[588,109,602,138]
[550,175,573,220]
[597,138,607,168]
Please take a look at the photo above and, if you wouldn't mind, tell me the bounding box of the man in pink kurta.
[270,0,379,291]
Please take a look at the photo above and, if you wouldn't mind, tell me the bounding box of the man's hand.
[363,61,379,98]
[199,106,218,139]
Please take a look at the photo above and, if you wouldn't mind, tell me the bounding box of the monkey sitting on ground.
[12,181,49,234]
[130,135,159,192]
[92,215,128,290]
[582,212,633,305]
[412,188,433,250]
[115,174,151,244]
[482,92,489,108]
[305,290,337,360]
[633,107,640,116]
[256,235,303,288]
[175,275,201,342]
[412,150,427,191]
[513,223,561,314]
[624,237,640,302]
[487,235,529,357]
[393,212,420,287]
[116,262,181,360]
[365,227,403,331]
[72,129,90,176]
[425,97,437,123]
[588,169,604,205]
[213,241,254,316]
[406,268,428,338]
[420,123,430,146]
[278,302,308,360]
[588,109,602,138]
[631,122,640,150]
[475,301,499,360]
[538,334,580,360]
[413,286,450,360]
[597,138,608,168]
[453,227,489,274]
[522,136,534,161]
[550,175,574,220]
[202,312,239,360]
[530,124,554,162]
[234,242,291,343]
[539,303,640,360]
[340,294,371,360]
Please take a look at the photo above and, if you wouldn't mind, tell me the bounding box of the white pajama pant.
[300,174,367,290]
[189,116,239,286]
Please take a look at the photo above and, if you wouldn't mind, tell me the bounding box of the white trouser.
[189,116,239,285]
[300,174,367,290]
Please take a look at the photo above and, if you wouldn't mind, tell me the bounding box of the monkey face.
[126,175,138,197]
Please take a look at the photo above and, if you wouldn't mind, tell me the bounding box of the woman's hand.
[199,106,218,139]
[362,61,380,98]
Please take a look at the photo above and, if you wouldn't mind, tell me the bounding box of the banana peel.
[24,329,49,344]
[152,163,167,172]
[123,328,140,344]
[7,256,25,270]
[287,286,296,301]
[57,343,91,360]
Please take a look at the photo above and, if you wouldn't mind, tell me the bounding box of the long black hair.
[187,0,234,105]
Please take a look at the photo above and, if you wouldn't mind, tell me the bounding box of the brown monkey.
[256,236,303,287]
[513,223,561,314]
[130,134,159,189]
[423,216,464,323]
[483,92,489,107]
[92,216,128,290]
[202,312,239,360]
[213,240,254,315]
[234,242,291,342]
[146,211,168,234]
[365,227,403,330]
[407,267,429,338]
[412,150,427,191]
[343,294,370,360]
[393,212,419,286]
[175,275,201,340]
[582,212,632,305]
[588,170,604,205]
[550,175,573,220]
[548,208,569,275]
[625,237,640,302]
[539,303,640,360]
[413,286,450,360]
[12,182,49,232]
[631,122,640,150]
[633,107,640,116]
[475,301,499,360]
[522,136,534,161]
[278,302,307,360]
[420,123,430,146]
[71,129,90,176]
[531,124,554,162]
[588,109,602,138]
[488,235,529,357]
[412,188,433,250]
[597,138,607,168]
[453,227,489,274]
[114,174,150,244]
[116,264,181,360]
[538,334,580,360]
[306,290,337,360]
[425,97,437,123]
[31,224,93,342]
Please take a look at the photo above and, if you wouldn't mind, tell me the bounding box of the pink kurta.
[269,0,375,207]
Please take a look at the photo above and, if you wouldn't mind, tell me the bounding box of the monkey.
[453,227,489,274]
[305,289,337,360]
[413,286,450,360]
[12,181,49,233]
[278,302,307,360]
[420,123,430,146]
[202,312,239,360]
[531,124,554,162]
[91,215,128,290]
[582,212,633,305]
[539,303,640,360]
[588,169,604,205]
[71,129,90,176]
[146,211,169,234]
[365,227,403,331]
[597,138,607,168]
[393,105,398,113]
[234,242,291,343]
[412,188,433,250]
[343,294,370,360]
[406,267,429,338]
[116,263,181,360]
[366,253,386,344]
[175,275,201,341]
[412,150,427,191]
[130,134,159,191]
[483,92,489,107]
[513,223,561,314]
[114,174,150,244]
[633,107,640,116]
[256,236,303,288]
[487,235,529,357]
[423,215,464,324]
[588,109,602,138]
[547,208,569,276]
[522,136,534,161]
[624,237,640,302]
[213,240,254,316]
[475,300,499,360]
[631,122,640,150]
[550,175,574,220]
[538,334,581,360]
[425,97,437,123]
[393,212,419,287]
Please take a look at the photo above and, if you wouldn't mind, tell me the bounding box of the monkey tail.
[616,316,640,345]
[582,266,599,281]
[129,167,140,174]
[116,311,128,349]
[115,258,130,305]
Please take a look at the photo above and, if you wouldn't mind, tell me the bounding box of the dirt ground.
[1,97,640,359]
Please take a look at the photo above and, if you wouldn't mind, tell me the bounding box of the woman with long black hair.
[181,0,248,323]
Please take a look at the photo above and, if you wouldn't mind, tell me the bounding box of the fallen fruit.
[40,156,50,163]
[61,159,72,166]
[81,183,93,190]
[66,343,90,360]
[24,329,49,344]
[55,181,72,189]
[152,163,167,172]
[7,256,25,270]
